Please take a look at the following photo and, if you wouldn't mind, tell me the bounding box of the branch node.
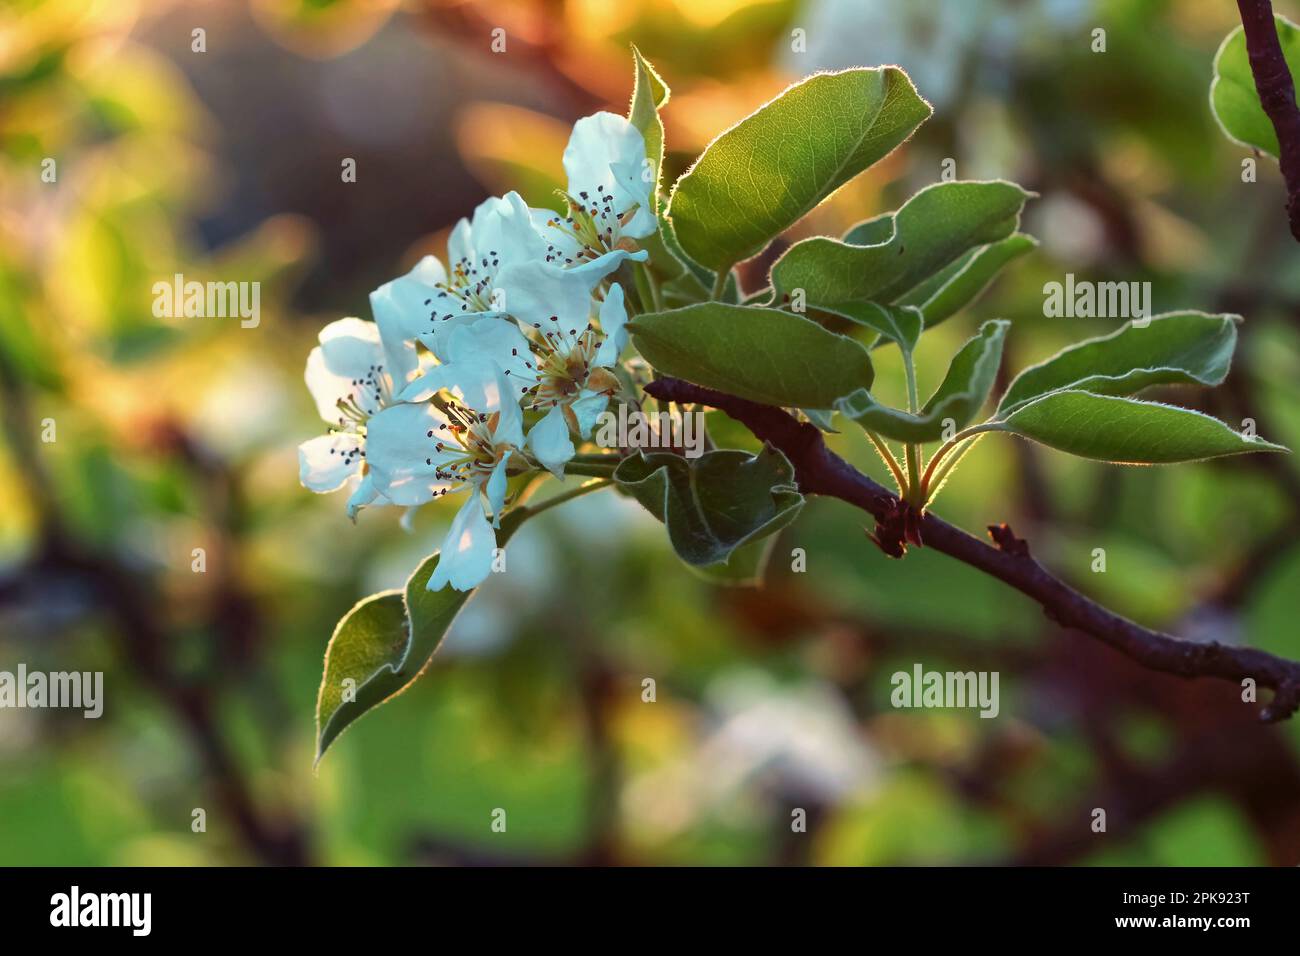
[987,522,1031,557]
[868,499,923,558]
[1260,679,1300,723]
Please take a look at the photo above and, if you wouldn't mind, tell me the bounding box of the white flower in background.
[365,361,525,591]
[370,191,545,362]
[623,671,880,837]
[533,111,656,275]
[781,0,1091,109]
[298,317,412,518]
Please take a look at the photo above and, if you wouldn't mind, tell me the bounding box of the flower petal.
[485,448,513,524]
[496,259,600,330]
[318,316,385,376]
[306,318,390,422]
[564,112,651,215]
[345,471,383,520]
[399,355,529,448]
[530,207,585,268]
[364,403,462,506]
[568,390,611,440]
[442,317,537,386]
[399,506,419,533]
[447,219,473,272]
[298,432,363,493]
[593,282,628,367]
[305,347,350,424]
[369,257,448,373]
[470,192,548,278]
[428,494,498,592]
[526,405,575,477]
[609,158,657,238]
[487,363,527,448]
[395,364,462,404]
[563,247,648,284]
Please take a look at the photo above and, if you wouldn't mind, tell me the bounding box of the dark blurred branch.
[150,420,266,676]
[645,377,1300,722]
[1005,675,1300,864]
[34,541,310,865]
[1010,730,1280,864]
[561,621,622,865]
[414,0,603,114]
[0,354,310,866]
[1235,0,1300,240]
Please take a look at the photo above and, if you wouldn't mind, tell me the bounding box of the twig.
[645,377,1300,722]
[1235,0,1300,240]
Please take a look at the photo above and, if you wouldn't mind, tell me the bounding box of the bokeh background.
[3,0,1300,866]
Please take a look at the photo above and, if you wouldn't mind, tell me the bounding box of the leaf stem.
[902,347,923,506]
[902,348,920,414]
[922,435,984,509]
[564,461,619,478]
[864,430,907,495]
[641,262,663,312]
[919,423,1001,500]
[904,444,922,506]
[710,268,729,302]
[515,477,613,520]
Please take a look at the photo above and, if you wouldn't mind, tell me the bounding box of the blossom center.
[543,186,642,263]
[519,317,617,408]
[425,251,503,323]
[333,363,391,432]
[423,399,509,490]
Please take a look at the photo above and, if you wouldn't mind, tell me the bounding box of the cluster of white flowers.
[299,111,656,591]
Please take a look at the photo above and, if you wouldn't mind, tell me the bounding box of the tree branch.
[1236,0,1300,240]
[645,377,1300,722]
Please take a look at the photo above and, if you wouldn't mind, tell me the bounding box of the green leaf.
[992,390,1287,463]
[628,45,670,195]
[687,535,783,587]
[998,312,1239,416]
[821,301,923,352]
[802,407,839,432]
[628,302,874,408]
[1211,13,1300,157]
[659,275,711,308]
[769,181,1030,307]
[613,447,804,570]
[842,211,894,246]
[899,233,1037,328]
[835,320,1008,442]
[637,204,720,307]
[315,515,524,765]
[314,591,407,767]
[667,66,930,272]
